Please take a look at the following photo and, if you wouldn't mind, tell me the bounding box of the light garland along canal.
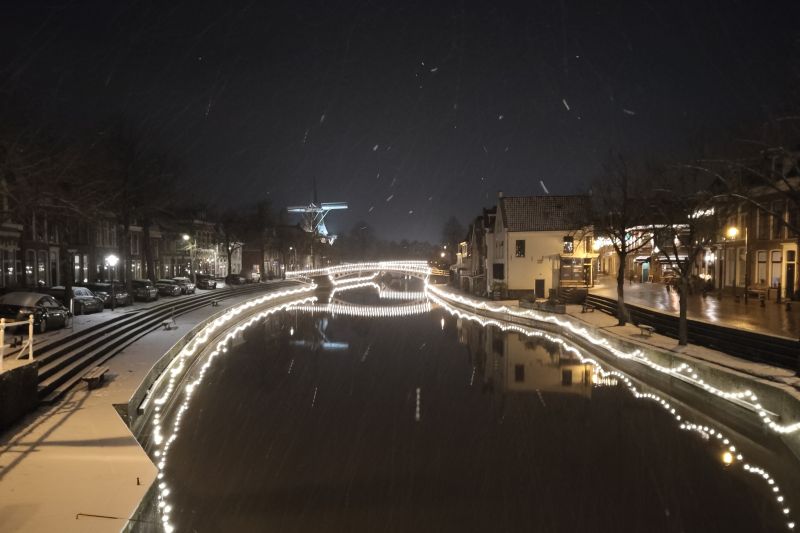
[143,279,800,532]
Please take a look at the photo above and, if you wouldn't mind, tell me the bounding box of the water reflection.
[150,285,798,532]
[458,319,592,398]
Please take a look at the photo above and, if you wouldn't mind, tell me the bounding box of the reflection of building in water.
[460,320,592,398]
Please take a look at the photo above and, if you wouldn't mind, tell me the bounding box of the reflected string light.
[289,300,432,318]
[432,293,795,530]
[328,281,427,301]
[426,283,800,436]
[142,285,317,533]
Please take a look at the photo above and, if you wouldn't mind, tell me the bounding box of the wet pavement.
[591,276,800,339]
[158,285,800,533]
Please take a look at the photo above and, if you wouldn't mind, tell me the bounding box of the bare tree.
[92,119,177,288]
[441,216,464,263]
[691,119,800,299]
[648,166,726,345]
[591,152,652,325]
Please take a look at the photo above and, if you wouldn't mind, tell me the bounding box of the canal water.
[157,284,800,532]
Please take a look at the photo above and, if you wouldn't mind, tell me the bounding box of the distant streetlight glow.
[722,451,734,465]
[105,254,119,311]
[726,226,739,239]
[440,252,446,258]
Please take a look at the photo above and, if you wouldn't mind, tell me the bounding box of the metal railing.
[0,315,34,372]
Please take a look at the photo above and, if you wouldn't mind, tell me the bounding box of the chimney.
[498,191,503,199]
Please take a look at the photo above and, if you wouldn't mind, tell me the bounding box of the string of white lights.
[426,283,800,436]
[287,260,432,279]
[327,281,427,301]
[328,272,379,285]
[289,300,432,318]
[150,293,318,533]
[432,294,794,530]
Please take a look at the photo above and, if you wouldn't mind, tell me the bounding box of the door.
[787,263,795,300]
[535,278,545,299]
[642,263,650,283]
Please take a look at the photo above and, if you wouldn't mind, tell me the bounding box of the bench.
[161,319,178,330]
[82,366,109,390]
[581,303,595,313]
[637,324,655,337]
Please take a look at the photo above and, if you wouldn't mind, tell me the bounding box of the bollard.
[28,315,34,360]
[0,318,4,372]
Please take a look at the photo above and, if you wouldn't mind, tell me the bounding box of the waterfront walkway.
[0,282,296,533]
[591,276,800,339]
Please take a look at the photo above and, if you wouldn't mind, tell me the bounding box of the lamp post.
[727,226,742,301]
[183,234,196,284]
[105,254,119,311]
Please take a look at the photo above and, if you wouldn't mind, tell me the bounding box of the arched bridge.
[286,261,448,287]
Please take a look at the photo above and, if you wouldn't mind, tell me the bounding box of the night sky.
[1,1,798,241]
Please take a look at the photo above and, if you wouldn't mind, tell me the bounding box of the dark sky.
[1,1,798,241]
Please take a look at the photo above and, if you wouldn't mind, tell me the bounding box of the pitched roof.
[499,195,590,232]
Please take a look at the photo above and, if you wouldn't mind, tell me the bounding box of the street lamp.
[289,246,297,271]
[183,234,197,284]
[726,226,749,302]
[105,254,119,311]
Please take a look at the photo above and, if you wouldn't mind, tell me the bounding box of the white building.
[488,193,595,298]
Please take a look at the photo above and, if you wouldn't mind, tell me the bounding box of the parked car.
[40,286,104,315]
[172,277,196,294]
[132,279,159,302]
[78,282,132,308]
[225,274,246,285]
[155,279,182,296]
[195,274,217,290]
[0,291,69,333]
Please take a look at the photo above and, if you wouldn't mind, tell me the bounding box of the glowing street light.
[726,226,748,302]
[105,254,119,311]
[183,234,197,284]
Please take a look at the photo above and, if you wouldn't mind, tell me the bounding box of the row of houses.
[0,214,247,289]
[453,188,800,301]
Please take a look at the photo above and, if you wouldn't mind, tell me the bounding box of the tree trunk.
[678,276,689,346]
[616,251,629,326]
[142,220,156,281]
[60,241,73,313]
[120,222,132,292]
[18,232,27,289]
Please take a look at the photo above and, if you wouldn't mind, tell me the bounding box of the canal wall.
[123,285,316,532]
[0,360,38,433]
[433,286,800,460]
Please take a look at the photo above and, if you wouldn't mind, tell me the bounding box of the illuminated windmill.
[287,180,348,244]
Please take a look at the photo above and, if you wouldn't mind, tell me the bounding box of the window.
[515,239,525,257]
[131,233,140,256]
[563,236,574,254]
[37,250,47,285]
[514,364,525,382]
[492,263,504,279]
[757,251,767,286]
[771,251,782,288]
[789,206,799,237]
[757,210,769,240]
[771,201,784,240]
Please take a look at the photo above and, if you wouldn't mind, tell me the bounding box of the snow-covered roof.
[499,195,590,232]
